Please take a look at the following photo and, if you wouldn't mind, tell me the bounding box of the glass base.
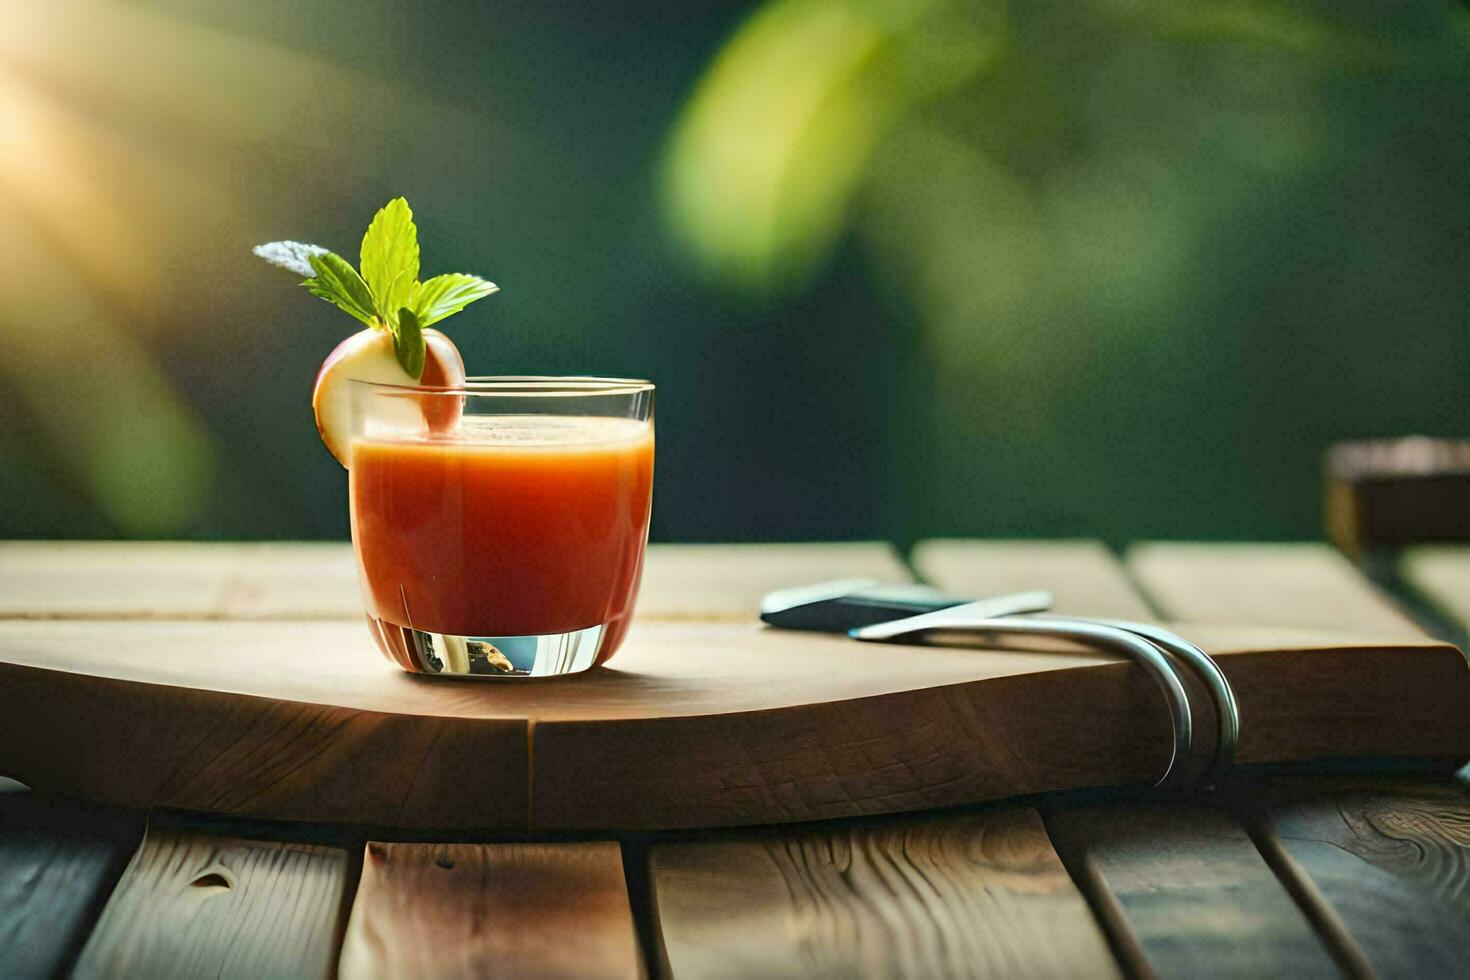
[368,616,604,678]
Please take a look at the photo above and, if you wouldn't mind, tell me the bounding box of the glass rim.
[348,375,655,397]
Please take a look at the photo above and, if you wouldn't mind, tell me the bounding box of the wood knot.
[189,869,234,895]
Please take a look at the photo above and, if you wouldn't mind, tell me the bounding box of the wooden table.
[2,540,1468,978]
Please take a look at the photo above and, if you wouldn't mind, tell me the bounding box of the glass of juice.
[348,377,654,678]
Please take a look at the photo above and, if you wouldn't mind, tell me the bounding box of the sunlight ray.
[0,0,460,154]
[1,202,218,534]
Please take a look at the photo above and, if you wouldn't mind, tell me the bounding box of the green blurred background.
[2,0,1466,545]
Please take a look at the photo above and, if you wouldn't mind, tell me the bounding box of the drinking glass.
[348,377,654,677]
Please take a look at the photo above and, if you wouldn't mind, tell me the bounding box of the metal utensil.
[851,610,1198,787]
[758,579,1240,787]
[759,580,1047,632]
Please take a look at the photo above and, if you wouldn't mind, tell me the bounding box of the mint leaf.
[253,241,328,278]
[303,251,377,327]
[394,307,426,379]
[259,198,498,337]
[411,273,499,326]
[360,197,419,326]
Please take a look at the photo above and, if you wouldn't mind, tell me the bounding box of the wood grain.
[918,538,1345,978]
[0,541,364,621]
[1123,541,1465,767]
[0,622,528,828]
[1045,799,1338,978]
[1,617,1466,830]
[340,841,639,979]
[3,543,1467,830]
[1126,541,1470,975]
[0,792,143,978]
[0,541,239,619]
[215,543,364,619]
[1127,541,1423,636]
[650,807,1119,978]
[913,538,1154,619]
[73,828,347,979]
[1241,778,1470,978]
[635,541,908,620]
[0,541,906,624]
[913,535,1224,775]
[1324,437,1470,557]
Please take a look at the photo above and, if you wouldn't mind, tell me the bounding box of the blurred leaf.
[1042,153,1195,319]
[663,0,1005,295]
[90,402,217,534]
[1097,0,1402,69]
[859,119,1050,376]
[1455,7,1470,49]
[360,197,419,325]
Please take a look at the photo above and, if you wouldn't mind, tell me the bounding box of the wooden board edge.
[532,636,1470,830]
[1219,643,1470,767]
[529,661,1173,830]
[0,662,530,830]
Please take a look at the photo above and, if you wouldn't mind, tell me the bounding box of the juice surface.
[350,415,653,662]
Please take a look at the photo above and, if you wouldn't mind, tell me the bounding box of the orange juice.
[349,415,653,666]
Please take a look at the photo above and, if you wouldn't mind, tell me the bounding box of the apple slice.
[311,327,466,467]
[418,328,469,433]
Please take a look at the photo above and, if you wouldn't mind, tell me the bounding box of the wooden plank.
[0,792,143,978]
[1124,542,1470,974]
[1240,777,1470,978]
[1400,545,1470,631]
[635,541,907,620]
[73,827,347,979]
[0,541,363,621]
[38,539,1422,632]
[1127,541,1423,636]
[914,537,1229,782]
[339,841,639,978]
[913,538,1154,619]
[650,807,1120,978]
[921,540,1343,978]
[1325,436,1470,557]
[1045,799,1338,978]
[0,541,905,623]
[1123,542,1465,766]
[0,541,237,619]
[216,542,362,619]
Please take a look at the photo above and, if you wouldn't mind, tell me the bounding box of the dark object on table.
[1325,436,1470,557]
[758,578,968,631]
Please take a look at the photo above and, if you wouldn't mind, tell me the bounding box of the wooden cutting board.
[1,542,1467,830]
